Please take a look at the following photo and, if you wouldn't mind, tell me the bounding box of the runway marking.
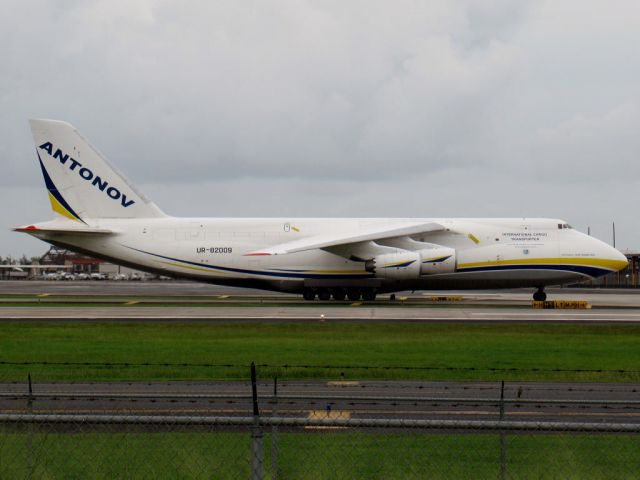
[327,381,360,387]
[306,409,350,429]
[36,294,50,297]
[308,410,350,419]
[218,295,230,299]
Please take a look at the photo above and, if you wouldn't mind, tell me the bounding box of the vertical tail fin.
[29,119,165,222]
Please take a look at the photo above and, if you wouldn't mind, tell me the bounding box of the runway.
[4,306,640,323]
[3,280,640,323]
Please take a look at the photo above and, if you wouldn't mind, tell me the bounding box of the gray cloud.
[1,0,639,256]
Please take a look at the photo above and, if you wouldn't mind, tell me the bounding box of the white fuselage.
[30,217,627,294]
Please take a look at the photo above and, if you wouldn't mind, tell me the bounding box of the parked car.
[112,273,128,281]
[90,273,107,280]
[75,273,90,280]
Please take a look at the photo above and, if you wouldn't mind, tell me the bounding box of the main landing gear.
[533,287,547,302]
[302,287,377,302]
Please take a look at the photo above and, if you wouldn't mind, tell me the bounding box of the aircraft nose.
[607,245,628,272]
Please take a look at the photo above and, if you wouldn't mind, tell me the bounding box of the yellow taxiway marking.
[37,293,50,297]
[306,409,351,429]
[217,295,230,299]
[532,300,591,309]
[427,295,464,302]
[327,381,360,387]
[350,301,362,307]
[124,300,139,305]
[308,410,351,420]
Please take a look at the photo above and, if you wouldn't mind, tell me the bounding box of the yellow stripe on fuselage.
[457,257,627,272]
[159,261,232,276]
[308,269,367,274]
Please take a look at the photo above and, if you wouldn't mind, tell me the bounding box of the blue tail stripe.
[37,151,85,224]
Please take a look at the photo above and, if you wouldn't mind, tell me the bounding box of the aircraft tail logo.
[29,119,165,222]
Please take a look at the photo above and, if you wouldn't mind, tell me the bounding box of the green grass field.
[0,321,639,382]
[1,430,638,479]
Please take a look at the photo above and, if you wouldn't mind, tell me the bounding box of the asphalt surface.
[2,380,639,423]
[4,306,640,323]
[2,280,640,302]
[3,281,640,323]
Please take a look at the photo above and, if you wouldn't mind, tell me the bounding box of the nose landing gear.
[533,287,547,302]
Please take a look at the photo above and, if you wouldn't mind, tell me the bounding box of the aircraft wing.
[245,222,446,256]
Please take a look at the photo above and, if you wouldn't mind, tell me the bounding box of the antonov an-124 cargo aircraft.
[15,119,628,301]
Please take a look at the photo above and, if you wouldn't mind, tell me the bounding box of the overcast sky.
[1,0,639,257]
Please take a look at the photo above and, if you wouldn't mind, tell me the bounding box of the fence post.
[27,374,34,476]
[250,362,263,480]
[499,380,506,480]
[271,376,278,480]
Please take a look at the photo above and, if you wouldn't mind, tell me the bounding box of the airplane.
[14,119,628,302]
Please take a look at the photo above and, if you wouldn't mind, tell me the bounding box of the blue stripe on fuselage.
[457,264,610,278]
[124,246,372,280]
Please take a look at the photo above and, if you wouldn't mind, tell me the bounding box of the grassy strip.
[0,322,639,381]
[1,430,638,479]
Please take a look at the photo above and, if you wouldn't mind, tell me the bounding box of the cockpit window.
[558,223,572,229]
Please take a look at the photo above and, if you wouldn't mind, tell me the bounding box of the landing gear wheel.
[346,288,361,301]
[303,288,316,301]
[533,288,547,302]
[362,289,377,301]
[317,289,331,301]
[332,289,346,301]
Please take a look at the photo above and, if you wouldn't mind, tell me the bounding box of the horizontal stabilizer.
[13,224,115,235]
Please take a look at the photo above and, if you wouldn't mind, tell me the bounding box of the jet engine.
[365,251,421,280]
[365,247,456,280]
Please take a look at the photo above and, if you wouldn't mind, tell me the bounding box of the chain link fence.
[1,363,640,478]
[1,413,639,479]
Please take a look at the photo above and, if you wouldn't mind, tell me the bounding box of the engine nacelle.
[365,251,421,280]
[419,247,456,275]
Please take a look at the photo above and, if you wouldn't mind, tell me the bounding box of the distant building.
[38,246,148,279]
[40,246,103,274]
[590,251,640,288]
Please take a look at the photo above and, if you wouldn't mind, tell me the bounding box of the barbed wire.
[3,395,640,413]
[0,360,639,374]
